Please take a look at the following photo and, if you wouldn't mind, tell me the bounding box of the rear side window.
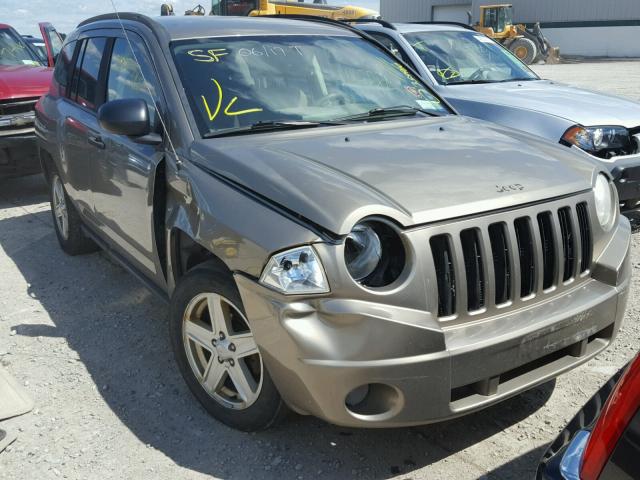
[70,37,107,110]
[106,37,160,126]
[53,41,76,91]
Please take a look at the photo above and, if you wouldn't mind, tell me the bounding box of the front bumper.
[235,219,631,428]
[0,131,41,180]
[606,153,640,203]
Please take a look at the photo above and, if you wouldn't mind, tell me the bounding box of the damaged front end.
[231,186,630,427]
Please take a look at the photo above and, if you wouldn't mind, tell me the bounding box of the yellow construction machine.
[474,4,559,64]
[161,0,381,20]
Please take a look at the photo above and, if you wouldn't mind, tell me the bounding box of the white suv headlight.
[593,173,616,231]
[260,246,329,294]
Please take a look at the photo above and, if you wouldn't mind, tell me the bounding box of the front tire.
[49,172,98,256]
[509,38,537,64]
[169,262,287,431]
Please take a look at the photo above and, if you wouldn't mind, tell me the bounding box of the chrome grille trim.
[0,98,38,134]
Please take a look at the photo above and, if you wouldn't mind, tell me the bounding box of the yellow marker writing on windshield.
[188,48,229,63]
[201,77,223,121]
[436,67,461,81]
[201,78,262,122]
[223,97,263,116]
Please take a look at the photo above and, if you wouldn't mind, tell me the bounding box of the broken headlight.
[345,220,405,287]
[562,125,632,157]
[260,246,329,294]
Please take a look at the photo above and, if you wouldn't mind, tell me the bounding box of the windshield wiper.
[449,77,538,85]
[496,77,538,82]
[447,79,497,85]
[335,105,438,122]
[203,120,345,139]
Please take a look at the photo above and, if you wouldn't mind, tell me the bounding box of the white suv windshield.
[404,30,538,85]
[172,35,450,136]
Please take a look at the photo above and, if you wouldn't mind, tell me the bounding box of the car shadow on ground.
[1,175,555,479]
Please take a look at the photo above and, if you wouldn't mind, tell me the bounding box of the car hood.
[443,80,640,129]
[190,116,596,235]
[0,64,52,100]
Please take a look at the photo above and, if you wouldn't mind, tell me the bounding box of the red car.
[538,352,640,479]
[1,22,61,179]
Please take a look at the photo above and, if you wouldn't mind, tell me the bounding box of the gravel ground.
[532,60,640,102]
[1,61,639,480]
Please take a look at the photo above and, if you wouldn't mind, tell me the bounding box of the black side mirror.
[98,98,151,137]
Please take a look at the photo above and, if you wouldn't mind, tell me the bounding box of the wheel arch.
[169,227,233,286]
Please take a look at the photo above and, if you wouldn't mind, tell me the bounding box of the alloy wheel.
[52,175,69,240]
[182,292,263,410]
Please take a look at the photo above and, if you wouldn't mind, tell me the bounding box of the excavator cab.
[479,4,513,35]
[477,4,517,38]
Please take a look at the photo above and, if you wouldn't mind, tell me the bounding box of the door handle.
[87,134,105,150]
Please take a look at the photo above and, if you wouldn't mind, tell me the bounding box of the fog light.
[344,383,402,419]
[345,384,370,407]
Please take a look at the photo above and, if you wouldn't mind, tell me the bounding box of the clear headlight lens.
[345,224,382,281]
[260,246,329,294]
[593,173,616,230]
[562,125,630,153]
[344,220,406,287]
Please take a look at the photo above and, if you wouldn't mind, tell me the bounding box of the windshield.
[26,39,47,62]
[0,28,42,66]
[172,35,449,136]
[404,30,538,85]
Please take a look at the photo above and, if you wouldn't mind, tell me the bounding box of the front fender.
[164,157,322,294]
[446,97,574,145]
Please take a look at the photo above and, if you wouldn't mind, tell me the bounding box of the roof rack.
[261,14,373,37]
[343,18,397,30]
[407,21,476,31]
[77,12,155,29]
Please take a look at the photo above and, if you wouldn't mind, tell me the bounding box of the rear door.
[59,36,109,216]
[38,22,64,67]
[90,32,166,281]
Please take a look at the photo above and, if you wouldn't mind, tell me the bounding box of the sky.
[4,0,380,36]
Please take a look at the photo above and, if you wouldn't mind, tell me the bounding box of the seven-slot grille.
[431,201,592,319]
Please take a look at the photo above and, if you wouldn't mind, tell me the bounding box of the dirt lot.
[1,61,639,480]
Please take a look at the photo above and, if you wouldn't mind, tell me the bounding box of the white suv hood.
[443,80,640,129]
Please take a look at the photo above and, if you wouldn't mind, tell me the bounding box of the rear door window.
[70,37,108,110]
[53,40,76,94]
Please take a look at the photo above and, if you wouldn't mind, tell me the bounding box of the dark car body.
[35,14,629,430]
[538,352,640,480]
[1,22,62,179]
